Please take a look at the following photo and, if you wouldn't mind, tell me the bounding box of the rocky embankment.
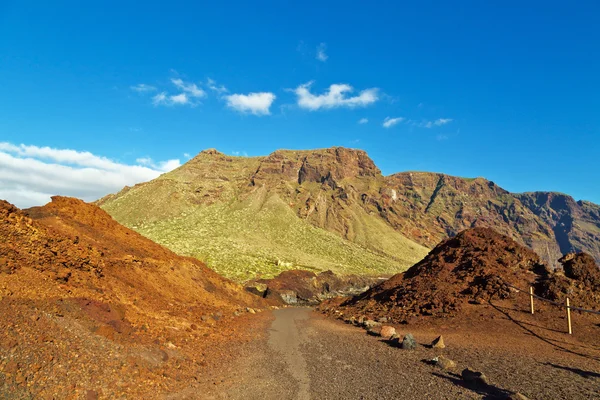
[244,269,384,305]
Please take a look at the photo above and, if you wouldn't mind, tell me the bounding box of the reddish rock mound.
[0,197,266,398]
[332,228,545,321]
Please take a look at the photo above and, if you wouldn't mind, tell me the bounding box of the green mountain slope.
[98,149,429,281]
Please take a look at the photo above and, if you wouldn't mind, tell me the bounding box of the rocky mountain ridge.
[98,147,600,277]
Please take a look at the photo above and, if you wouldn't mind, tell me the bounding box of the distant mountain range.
[98,147,600,280]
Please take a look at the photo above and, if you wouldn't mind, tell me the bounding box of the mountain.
[98,147,600,280]
[0,197,266,398]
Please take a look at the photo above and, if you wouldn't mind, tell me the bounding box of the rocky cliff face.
[98,147,600,276]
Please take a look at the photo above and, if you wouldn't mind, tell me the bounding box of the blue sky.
[1,1,599,207]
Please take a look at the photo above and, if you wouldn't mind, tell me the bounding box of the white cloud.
[294,82,379,110]
[232,150,249,157]
[225,92,276,115]
[0,142,180,208]
[414,118,453,128]
[130,84,157,93]
[171,78,206,98]
[207,78,228,94]
[316,43,328,62]
[383,117,404,128]
[358,118,369,124]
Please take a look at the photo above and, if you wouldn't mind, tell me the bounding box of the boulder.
[380,326,396,339]
[461,368,489,387]
[431,335,445,349]
[401,333,417,350]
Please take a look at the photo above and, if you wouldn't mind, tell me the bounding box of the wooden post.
[566,297,572,335]
[529,286,534,314]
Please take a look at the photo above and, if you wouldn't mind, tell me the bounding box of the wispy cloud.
[171,78,206,98]
[232,150,249,157]
[152,92,194,107]
[143,78,206,107]
[225,92,276,116]
[358,118,369,124]
[0,142,180,208]
[316,43,328,62]
[413,118,453,128]
[383,117,404,128]
[207,78,228,94]
[130,83,157,93]
[294,82,379,111]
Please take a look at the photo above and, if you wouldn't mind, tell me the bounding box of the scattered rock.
[433,355,456,370]
[380,326,396,339]
[377,317,388,323]
[246,308,256,314]
[401,333,417,350]
[461,368,489,387]
[431,335,445,349]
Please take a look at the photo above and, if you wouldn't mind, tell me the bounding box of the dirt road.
[197,306,600,400]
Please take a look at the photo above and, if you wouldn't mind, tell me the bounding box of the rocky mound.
[538,252,600,310]
[333,228,546,321]
[245,269,381,305]
[0,197,266,398]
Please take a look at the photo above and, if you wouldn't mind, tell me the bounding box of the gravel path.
[198,306,600,400]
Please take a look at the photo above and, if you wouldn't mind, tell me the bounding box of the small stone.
[461,368,489,387]
[377,317,388,323]
[431,335,445,349]
[246,308,256,314]
[380,326,396,339]
[401,333,417,350]
[433,355,456,370]
[86,390,99,400]
[201,315,210,322]
[363,319,381,329]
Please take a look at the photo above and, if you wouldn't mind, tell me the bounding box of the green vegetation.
[133,187,427,281]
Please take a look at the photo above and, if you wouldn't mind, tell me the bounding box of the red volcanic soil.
[0,197,268,399]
